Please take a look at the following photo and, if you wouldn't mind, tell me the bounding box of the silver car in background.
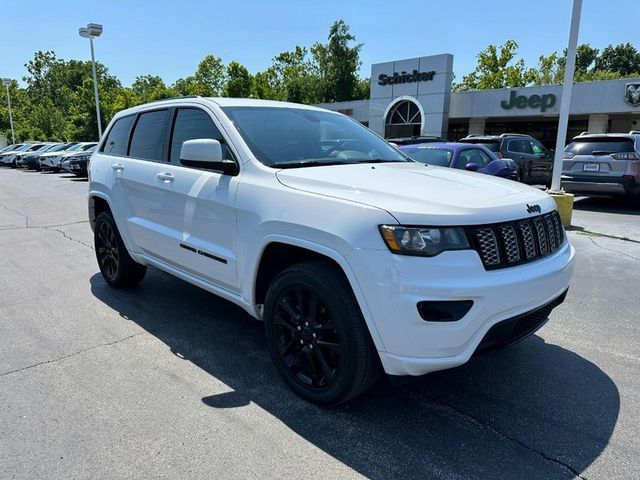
[561,131,640,202]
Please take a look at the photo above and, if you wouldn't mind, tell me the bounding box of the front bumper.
[561,174,639,196]
[346,239,575,376]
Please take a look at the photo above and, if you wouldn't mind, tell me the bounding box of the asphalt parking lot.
[1,168,638,479]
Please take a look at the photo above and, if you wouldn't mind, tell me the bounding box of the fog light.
[417,300,474,322]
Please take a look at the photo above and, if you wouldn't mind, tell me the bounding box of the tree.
[596,43,640,76]
[223,61,253,97]
[132,75,174,103]
[173,55,225,97]
[454,40,535,91]
[311,20,363,102]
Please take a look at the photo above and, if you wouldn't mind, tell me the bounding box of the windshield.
[66,143,85,152]
[222,106,408,167]
[401,147,452,167]
[80,143,97,151]
[1,144,19,153]
[47,143,70,153]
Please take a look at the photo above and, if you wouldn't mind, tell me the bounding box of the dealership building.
[317,53,640,146]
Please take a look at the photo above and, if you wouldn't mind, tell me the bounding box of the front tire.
[94,211,147,288]
[264,261,380,406]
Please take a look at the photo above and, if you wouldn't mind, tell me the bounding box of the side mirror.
[180,138,237,175]
[465,162,480,172]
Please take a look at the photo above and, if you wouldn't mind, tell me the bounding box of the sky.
[1,0,637,87]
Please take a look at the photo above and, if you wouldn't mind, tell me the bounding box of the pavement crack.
[414,392,587,479]
[0,201,30,228]
[0,219,89,232]
[572,228,640,245]
[0,332,146,377]
[585,235,640,262]
[42,224,94,250]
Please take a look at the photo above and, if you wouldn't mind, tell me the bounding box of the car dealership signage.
[500,90,557,112]
[378,70,436,86]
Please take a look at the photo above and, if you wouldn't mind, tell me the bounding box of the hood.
[276,162,555,225]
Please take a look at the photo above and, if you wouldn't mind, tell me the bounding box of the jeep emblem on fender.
[624,83,640,107]
[526,204,541,214]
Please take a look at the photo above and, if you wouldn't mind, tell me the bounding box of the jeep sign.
[378,70,436,86]
[500,91,557,112]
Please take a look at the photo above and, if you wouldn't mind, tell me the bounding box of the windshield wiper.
[270,160,360,169]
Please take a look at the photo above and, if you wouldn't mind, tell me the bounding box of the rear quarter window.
[565,138,635,155]
[101,115,135,156]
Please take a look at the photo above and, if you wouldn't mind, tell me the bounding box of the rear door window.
[101,115,135,156]
[129,110,170,161]
[565,138,635,155]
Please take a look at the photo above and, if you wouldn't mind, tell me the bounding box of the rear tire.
[94,211,146,288]
[264,261,380,406]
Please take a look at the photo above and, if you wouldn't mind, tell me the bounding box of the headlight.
[379,225,470,256]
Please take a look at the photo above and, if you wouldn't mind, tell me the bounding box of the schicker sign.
[378,70,436,86]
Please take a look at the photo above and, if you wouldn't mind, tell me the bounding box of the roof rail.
[146,95,202,104]
[630,130,640,135]
[499,133,530,138]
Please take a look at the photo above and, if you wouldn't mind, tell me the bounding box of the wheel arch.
[251,237,386,352]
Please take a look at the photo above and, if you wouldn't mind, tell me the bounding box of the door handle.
[111,163,125,171]
[157,172,175,183]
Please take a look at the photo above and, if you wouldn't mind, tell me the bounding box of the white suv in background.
[88,97,575,405]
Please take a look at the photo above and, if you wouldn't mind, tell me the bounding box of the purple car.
[399,142,520,181]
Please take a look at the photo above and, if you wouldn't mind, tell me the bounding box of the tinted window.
[530,140,547,155]
[170,108,233,162]
[403,148,452,167]
[102,115,135,156]
[461,140,500,152]
[565,138,635,155]
[129,110,169,161]
[508,139,534,154]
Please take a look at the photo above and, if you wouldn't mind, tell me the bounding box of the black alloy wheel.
[264,261,380,405]
[94,211,147,288]
[272,284,342,389]
[96,218,120,282]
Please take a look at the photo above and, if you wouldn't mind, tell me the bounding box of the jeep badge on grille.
[526,204,541,214]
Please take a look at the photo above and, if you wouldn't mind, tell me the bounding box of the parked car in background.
[38,142,78,171]
[66,145,96,177]
[41,142,97,172]
[22,143,63,170]
[459,133,553,185]
[399,142,520,181]
[1,143,43,168]
[561,131,640,202]
[0,143,32,164]
[0,143,25,154]
[386,135,446,146]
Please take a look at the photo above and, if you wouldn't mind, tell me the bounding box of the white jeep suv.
[88,97,575,405]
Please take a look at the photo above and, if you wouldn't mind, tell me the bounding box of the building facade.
[317,54,640,146]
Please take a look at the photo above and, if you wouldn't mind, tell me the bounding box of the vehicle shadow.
[573,196,640,215]
[90,270,619,479]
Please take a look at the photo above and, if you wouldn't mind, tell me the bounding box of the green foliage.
[457,41,640,92]
[596,43,640,76]
[454,40,536,92]
[223,61,252,98]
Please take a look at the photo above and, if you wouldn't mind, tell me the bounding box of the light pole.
[2,78,15,144]
[550,0,582,192]
[79,23,103,139]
